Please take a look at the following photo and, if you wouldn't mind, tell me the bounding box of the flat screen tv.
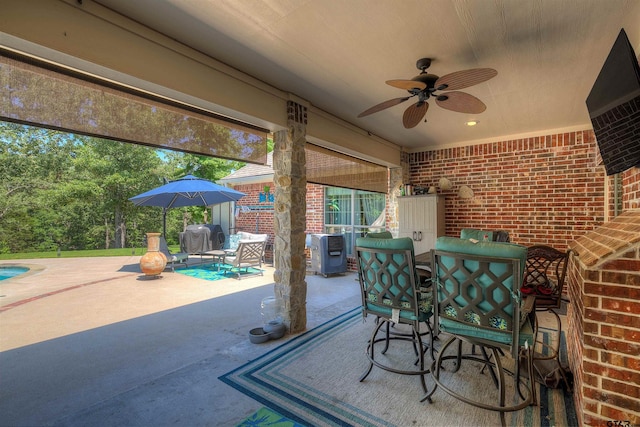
[586,28,640,176]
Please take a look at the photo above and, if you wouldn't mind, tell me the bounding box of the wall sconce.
[458,185,474,199]
[438,177,452,191]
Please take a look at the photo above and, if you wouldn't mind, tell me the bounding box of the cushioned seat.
[225,232,268,253]
[365,230,393,239]
[430,236,536,426]
[355,236,436,402]
[223,239,266,279]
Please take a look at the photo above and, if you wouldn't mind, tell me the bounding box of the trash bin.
[310,234,347,277]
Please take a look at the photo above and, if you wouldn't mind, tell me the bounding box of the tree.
[0,121,251,253]
[0,122,81,252]
[73,138,167,248]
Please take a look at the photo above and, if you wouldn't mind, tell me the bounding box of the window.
[324,187,386,254]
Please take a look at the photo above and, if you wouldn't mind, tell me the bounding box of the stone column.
[388,151,410,237]
[273,101,308,333]
[388,167,403,237]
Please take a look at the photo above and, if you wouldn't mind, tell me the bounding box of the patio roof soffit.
[0,0,401,168]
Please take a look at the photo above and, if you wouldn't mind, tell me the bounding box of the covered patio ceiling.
[93,0,640,151]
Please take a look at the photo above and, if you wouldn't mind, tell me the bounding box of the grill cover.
[179,224,225,253]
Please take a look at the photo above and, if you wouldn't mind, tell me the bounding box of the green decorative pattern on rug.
[237,407,305,427]
[220,308,577,427]
[176,263,262,281]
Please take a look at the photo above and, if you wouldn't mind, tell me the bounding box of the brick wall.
[305,184,325,262]
[568,210,640,426]
[623,166,640,210]
[233,182,325,263]
[305,184,325,235]
[232,182,274,234]
[567,254,586,425]
[232,182,275,261]
[230,129,640,267]
[407,130,605,250]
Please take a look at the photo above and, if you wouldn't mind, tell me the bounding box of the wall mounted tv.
[586,28,640,176]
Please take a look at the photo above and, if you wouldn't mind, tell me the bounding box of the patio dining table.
[414,252,432,285]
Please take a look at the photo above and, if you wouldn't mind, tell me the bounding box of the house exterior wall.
[230,129,640,269]
[407,130,608,249]
[232,181,325,264]
[231,182,275,262]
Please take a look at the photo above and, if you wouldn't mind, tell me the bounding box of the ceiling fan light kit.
[358,58,497,128]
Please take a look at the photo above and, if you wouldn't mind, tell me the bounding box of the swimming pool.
[0,266,29,281]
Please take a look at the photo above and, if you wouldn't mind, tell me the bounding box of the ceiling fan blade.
[402,101,429,128]
[435,68,497,91]
[357,96,411,118]
[386,79,427,91]
[436,91,487,114]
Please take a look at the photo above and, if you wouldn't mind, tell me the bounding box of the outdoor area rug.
[175,263,263,281]
[220,308,577,427]
[237,407,306,427]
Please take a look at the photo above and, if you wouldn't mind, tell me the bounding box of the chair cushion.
[439,315,535,347]
[366,231,393,239]
[170,253,189,262]
[356,236,414,252]
[433,237,533,349]
[237,232,268,242]
[435,236,527,281]
[226,234,241,251]
[366,287,433,322]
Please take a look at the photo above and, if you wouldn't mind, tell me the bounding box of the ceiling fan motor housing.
[411,73,439,90]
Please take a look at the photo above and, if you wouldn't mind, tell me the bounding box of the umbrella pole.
[163,208,167,237]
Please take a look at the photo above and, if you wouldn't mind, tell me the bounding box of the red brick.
[600,404,640,425]
[602,298,640,314]
[601,379,640,400]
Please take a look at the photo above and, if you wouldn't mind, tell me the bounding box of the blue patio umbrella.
[129,175,246,236]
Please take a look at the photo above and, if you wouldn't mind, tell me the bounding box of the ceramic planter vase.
[140,232,167,276]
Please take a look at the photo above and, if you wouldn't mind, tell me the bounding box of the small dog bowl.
[249,327,270,344]
[263,321,286,339]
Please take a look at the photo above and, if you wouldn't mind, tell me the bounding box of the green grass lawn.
[0,247,181,260]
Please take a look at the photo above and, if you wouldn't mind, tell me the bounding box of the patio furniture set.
[355,228,570,427]
[159,231,269,279]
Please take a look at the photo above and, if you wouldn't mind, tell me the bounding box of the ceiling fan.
[358,58,497,128]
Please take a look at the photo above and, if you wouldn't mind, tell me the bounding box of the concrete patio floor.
[0,256,564,427]
[0,256,362,426]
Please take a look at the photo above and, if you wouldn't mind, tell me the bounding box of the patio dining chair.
[355,236,437,403]
[430,237,537,427]
[522,245,572,390]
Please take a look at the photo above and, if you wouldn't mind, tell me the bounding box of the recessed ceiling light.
[466,120,478,126]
